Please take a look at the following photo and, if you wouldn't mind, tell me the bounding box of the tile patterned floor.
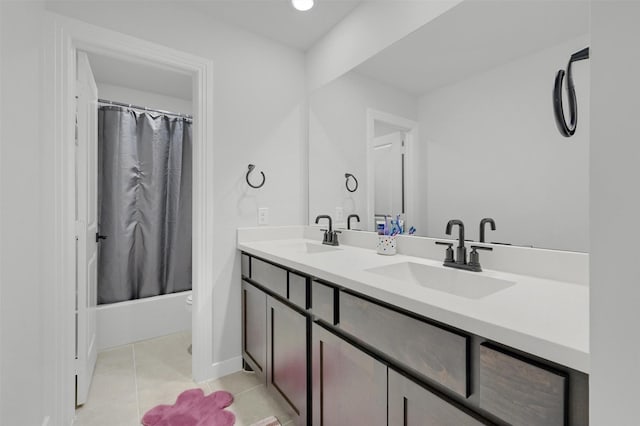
[75,332,293,426]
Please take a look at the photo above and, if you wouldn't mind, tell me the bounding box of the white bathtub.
[97,290,192,350]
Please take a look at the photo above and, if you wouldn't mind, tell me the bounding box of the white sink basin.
[281,242,342,254]
[365,262,515,299]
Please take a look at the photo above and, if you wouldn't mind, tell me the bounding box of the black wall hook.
[553,47,589,137]
[345,173,358,192]
[246,164,266,189]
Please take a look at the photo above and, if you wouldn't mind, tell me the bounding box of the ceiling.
[190,0,361,51]
[355,0,590,95]
[77,1,362,98]
[85,52,193,100]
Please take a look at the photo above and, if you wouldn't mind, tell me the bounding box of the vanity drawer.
[251,258,287,298]
[479,343,566,426]
[241,253,251,278]
[311,280,336,324]
[338,291,469,397]
[288,272,307,309]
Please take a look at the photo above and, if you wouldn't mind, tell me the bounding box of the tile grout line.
[132,344,141,422]
[233,383,264,398]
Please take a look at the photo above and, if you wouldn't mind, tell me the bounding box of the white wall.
[419,35,590,252]
[308,71,417,230]
[0,2,47,425]
[306,0,462,91]
[0,2,307,423]
[45,0,308,381]
[590,2,640,423]
[0,2,3,421]
[96,83,193,115]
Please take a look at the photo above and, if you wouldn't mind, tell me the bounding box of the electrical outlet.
[258,207,269,225]
[335,207,344,222]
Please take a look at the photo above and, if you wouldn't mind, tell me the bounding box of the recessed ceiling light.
[291,0,314,12]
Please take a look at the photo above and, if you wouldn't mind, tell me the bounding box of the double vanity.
[237,226,589,426]
[237,2,591,424]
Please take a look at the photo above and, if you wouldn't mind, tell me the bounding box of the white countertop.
[238,236,589,373]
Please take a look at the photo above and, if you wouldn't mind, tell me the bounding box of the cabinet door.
[388,369,485,426]
[242,281,267,382]
[267,297,309,425]
[312,323,387,426]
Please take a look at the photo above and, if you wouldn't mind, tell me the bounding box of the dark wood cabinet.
[289,272,308,309]
[339,291,469,397]
[310,280,336,324]
[311,323,387,426]
[479,343,567,426]
[251,258,288,298]
[240,253,587,426]
[267,296,309,426]
[388,369,485,426]
[242,280,267,381]
[241,253,250,277]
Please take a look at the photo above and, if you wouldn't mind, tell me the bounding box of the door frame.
[366,108,419,233]
[42,14,215,425]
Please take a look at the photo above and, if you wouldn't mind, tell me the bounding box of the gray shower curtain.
[97,106,192,304]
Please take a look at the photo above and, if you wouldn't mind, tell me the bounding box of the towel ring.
[345,173,358,193]
[553,47,589,137]
[246,164,266,189]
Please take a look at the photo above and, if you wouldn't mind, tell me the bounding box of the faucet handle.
[319,228,329,243]
[435,241,455,263]
[468,245,492,271]
[470,245,493,251]
[332,230,341,244]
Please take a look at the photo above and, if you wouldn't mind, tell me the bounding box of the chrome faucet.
[315,215,341,246]
[436,219,492,272]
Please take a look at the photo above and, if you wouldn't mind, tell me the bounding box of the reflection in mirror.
[308,0,590,252]
[373,131,405,219]
[370,111,416,235]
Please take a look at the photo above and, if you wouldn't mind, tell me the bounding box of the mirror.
[308,0,590,252]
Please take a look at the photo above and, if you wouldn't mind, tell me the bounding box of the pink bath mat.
[141,388,235,426]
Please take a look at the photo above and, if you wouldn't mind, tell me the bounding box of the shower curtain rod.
[98,98,193,119]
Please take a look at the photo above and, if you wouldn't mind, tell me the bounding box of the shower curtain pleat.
[98,106,192,304]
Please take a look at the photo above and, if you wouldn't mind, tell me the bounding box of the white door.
[75,51,98,406]
[373,131,406,217]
